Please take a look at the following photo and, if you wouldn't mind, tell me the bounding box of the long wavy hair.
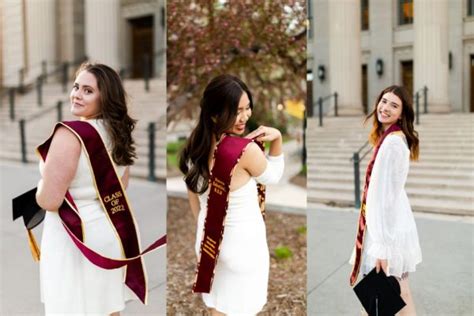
[365,85,419,161]
[75,62,137,166]
[179,74,253,194]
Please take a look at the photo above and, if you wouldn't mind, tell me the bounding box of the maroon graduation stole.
[192,134,265,293]
[349,123,402,286]
[35,121,166,304]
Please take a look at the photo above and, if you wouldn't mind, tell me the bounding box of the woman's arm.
[187,189,200,221]
[36,127,81,211]
[240,144,285,185]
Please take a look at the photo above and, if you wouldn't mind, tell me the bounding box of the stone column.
[414,0,450,112]
[57,0,85,64]
[369,0,394,109]
[155,0,165,77]
[2,0,25,87]
[25,0,56,81]
[85,0,120,69]
[312,0,331,114]
[328,0,363,115]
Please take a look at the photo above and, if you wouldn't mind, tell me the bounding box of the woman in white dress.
[35,63,137,315]
[179,74,284,315]
[353,85,422,315]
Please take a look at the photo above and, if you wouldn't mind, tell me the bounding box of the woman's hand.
[375,258,388,275]
[245,125,281,142]
[245,126,282,156]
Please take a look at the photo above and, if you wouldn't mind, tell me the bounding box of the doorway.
[362,64,368,114]
[129,15,154,78]
[401,60,413,98]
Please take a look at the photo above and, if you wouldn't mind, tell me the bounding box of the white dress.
[40,119,134,315]
[195,154,284,315]
[358,134,422,278]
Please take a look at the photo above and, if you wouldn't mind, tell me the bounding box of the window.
[361,0,369,30]
[469,0,474,16]
[399,0,413,25]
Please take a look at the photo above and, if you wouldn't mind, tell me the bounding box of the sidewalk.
[167,139,307,214]
[0,161,166,315]
[307,204,473,315]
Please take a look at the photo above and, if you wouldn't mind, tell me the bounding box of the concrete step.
[308,181,474,202]
[307,174,474,191]
[307,190,473,216]
[306,113,474,216]
[307,163,473,180]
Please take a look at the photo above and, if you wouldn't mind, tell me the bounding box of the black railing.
[18,98,67,162]
[147,122,156,181]
[350,141,370,209]
[314,92,338,127]
[3,57,87,122]
[413,86,428,125]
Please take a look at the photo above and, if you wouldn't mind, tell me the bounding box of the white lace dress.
[358,134,422,278]
[39,119,134,315]
[195,154,284,315]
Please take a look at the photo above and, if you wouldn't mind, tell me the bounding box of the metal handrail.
[314,92,339,127]
[413,86,428,125]
[350,139,371,209]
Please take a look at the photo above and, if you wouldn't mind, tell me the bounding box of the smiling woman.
[34,63,143,316]
[178,74,284,315]
[349,85,422,315]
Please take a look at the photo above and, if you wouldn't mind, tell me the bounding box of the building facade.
[0,0,165,88]
[308,0,474,114]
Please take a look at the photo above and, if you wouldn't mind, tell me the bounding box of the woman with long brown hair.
[36,62,138,315]
[350,85,422,315]
[179,74,284,315]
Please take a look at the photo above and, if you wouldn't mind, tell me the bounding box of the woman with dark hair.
[36,62,138,315]
[350,85,422,315]
[179,74,284,315]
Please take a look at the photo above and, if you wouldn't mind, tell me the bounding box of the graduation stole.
[192,134,266,293]
[35,121,166,304]
[349,123,402,286]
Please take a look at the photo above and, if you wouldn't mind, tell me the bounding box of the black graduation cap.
[353,268,406,315]
[12,187,45,261]
[12,187,45,230]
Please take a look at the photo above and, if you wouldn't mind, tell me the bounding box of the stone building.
[308,0,474,114]
[0,0,165,88]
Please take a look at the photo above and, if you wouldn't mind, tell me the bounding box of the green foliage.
[299,164,307,176]
[167,139,186,169]
[296,225,306,235]
[274,246,293,260]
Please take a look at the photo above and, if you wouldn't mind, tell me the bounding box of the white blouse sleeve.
[254,154,285,185]
[366,135,409,260]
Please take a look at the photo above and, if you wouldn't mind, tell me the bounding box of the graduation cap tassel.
[27,229,41,262]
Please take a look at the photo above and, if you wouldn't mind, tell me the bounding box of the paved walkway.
[307,204,473,315]
[167,139,307,214]
[0,161,166,315]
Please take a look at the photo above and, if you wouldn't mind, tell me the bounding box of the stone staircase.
[0,78,166,180]
[307,114,474,216]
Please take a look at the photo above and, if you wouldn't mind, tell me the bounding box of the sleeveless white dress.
[39,119,134,315]
[195,154,284,315]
